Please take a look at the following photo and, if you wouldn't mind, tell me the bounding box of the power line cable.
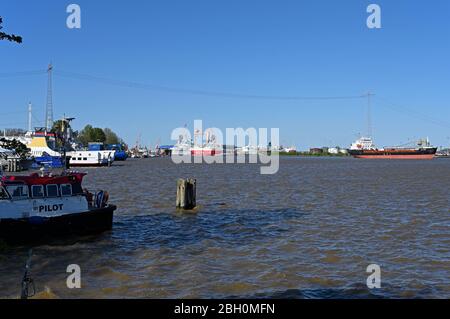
[3,69,449,132]
[54,70,366,101]
[0,121,31,126]
[375,96,450,130]
[0,110,28,116]
[0,68,368,100]
[0,70,47,78]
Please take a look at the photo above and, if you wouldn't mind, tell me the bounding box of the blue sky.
[1,0,449,149]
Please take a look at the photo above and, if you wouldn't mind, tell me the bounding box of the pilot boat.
[0,170,116,244]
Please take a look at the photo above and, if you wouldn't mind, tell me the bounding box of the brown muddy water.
[1,157,449,299]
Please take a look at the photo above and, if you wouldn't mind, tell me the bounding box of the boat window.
[72,183,83,195]
[60,184,72,197]
[46,184,59,197]
[0,186,10,200]
[31,185,45,198]
[6,185,28,200]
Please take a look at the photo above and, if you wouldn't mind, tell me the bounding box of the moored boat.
[0,147,34,171]
[0,171,116,244]
[171,138,192,157]
[32,152,65,169]
[191,145,223,156]
[26,130,66,169]
[68,151,114,167]
[106,144,128,161]
[236,145,258,155]
[435,148,450,158]
[68,143,115,167]
[190,128,223,156]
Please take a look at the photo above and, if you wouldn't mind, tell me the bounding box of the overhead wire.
[0,70,47,78]
[375,96,450,130]
[1,68,449,133]
[53,70,366,101]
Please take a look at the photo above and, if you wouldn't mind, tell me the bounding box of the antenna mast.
[28,102,32,132]
[45,64,54,131]
[366,91,374,138]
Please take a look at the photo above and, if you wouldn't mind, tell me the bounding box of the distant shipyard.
[3,85,443,203]
[1,66,447,173]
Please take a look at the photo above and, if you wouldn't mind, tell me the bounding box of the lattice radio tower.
[45,63,54,131]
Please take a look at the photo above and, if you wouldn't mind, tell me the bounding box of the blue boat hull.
[32,155,64,169]
[114,151,128,161]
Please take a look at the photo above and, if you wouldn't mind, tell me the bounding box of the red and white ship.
[191,128,223,156]
[0,171,116,244]
[190,145,223,156]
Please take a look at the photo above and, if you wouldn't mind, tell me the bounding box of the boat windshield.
[5,185,29,200]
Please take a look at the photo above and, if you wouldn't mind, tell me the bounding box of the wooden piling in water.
[176,178,197,210]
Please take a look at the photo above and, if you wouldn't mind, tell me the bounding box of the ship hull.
[69,162,110,167]
[349,148,437,160]
[32,156,65,169]
[0,205,116,245]
[353,154,435,160]
[191,149,223,156]
[113,151,128,161]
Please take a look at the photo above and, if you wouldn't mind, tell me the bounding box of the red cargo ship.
[348,137,437,160]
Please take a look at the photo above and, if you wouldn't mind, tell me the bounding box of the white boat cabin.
[0,173,91,220]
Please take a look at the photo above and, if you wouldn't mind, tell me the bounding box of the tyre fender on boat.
[95,191,109,208]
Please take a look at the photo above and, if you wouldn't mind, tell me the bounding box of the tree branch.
[0,17,22,43]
